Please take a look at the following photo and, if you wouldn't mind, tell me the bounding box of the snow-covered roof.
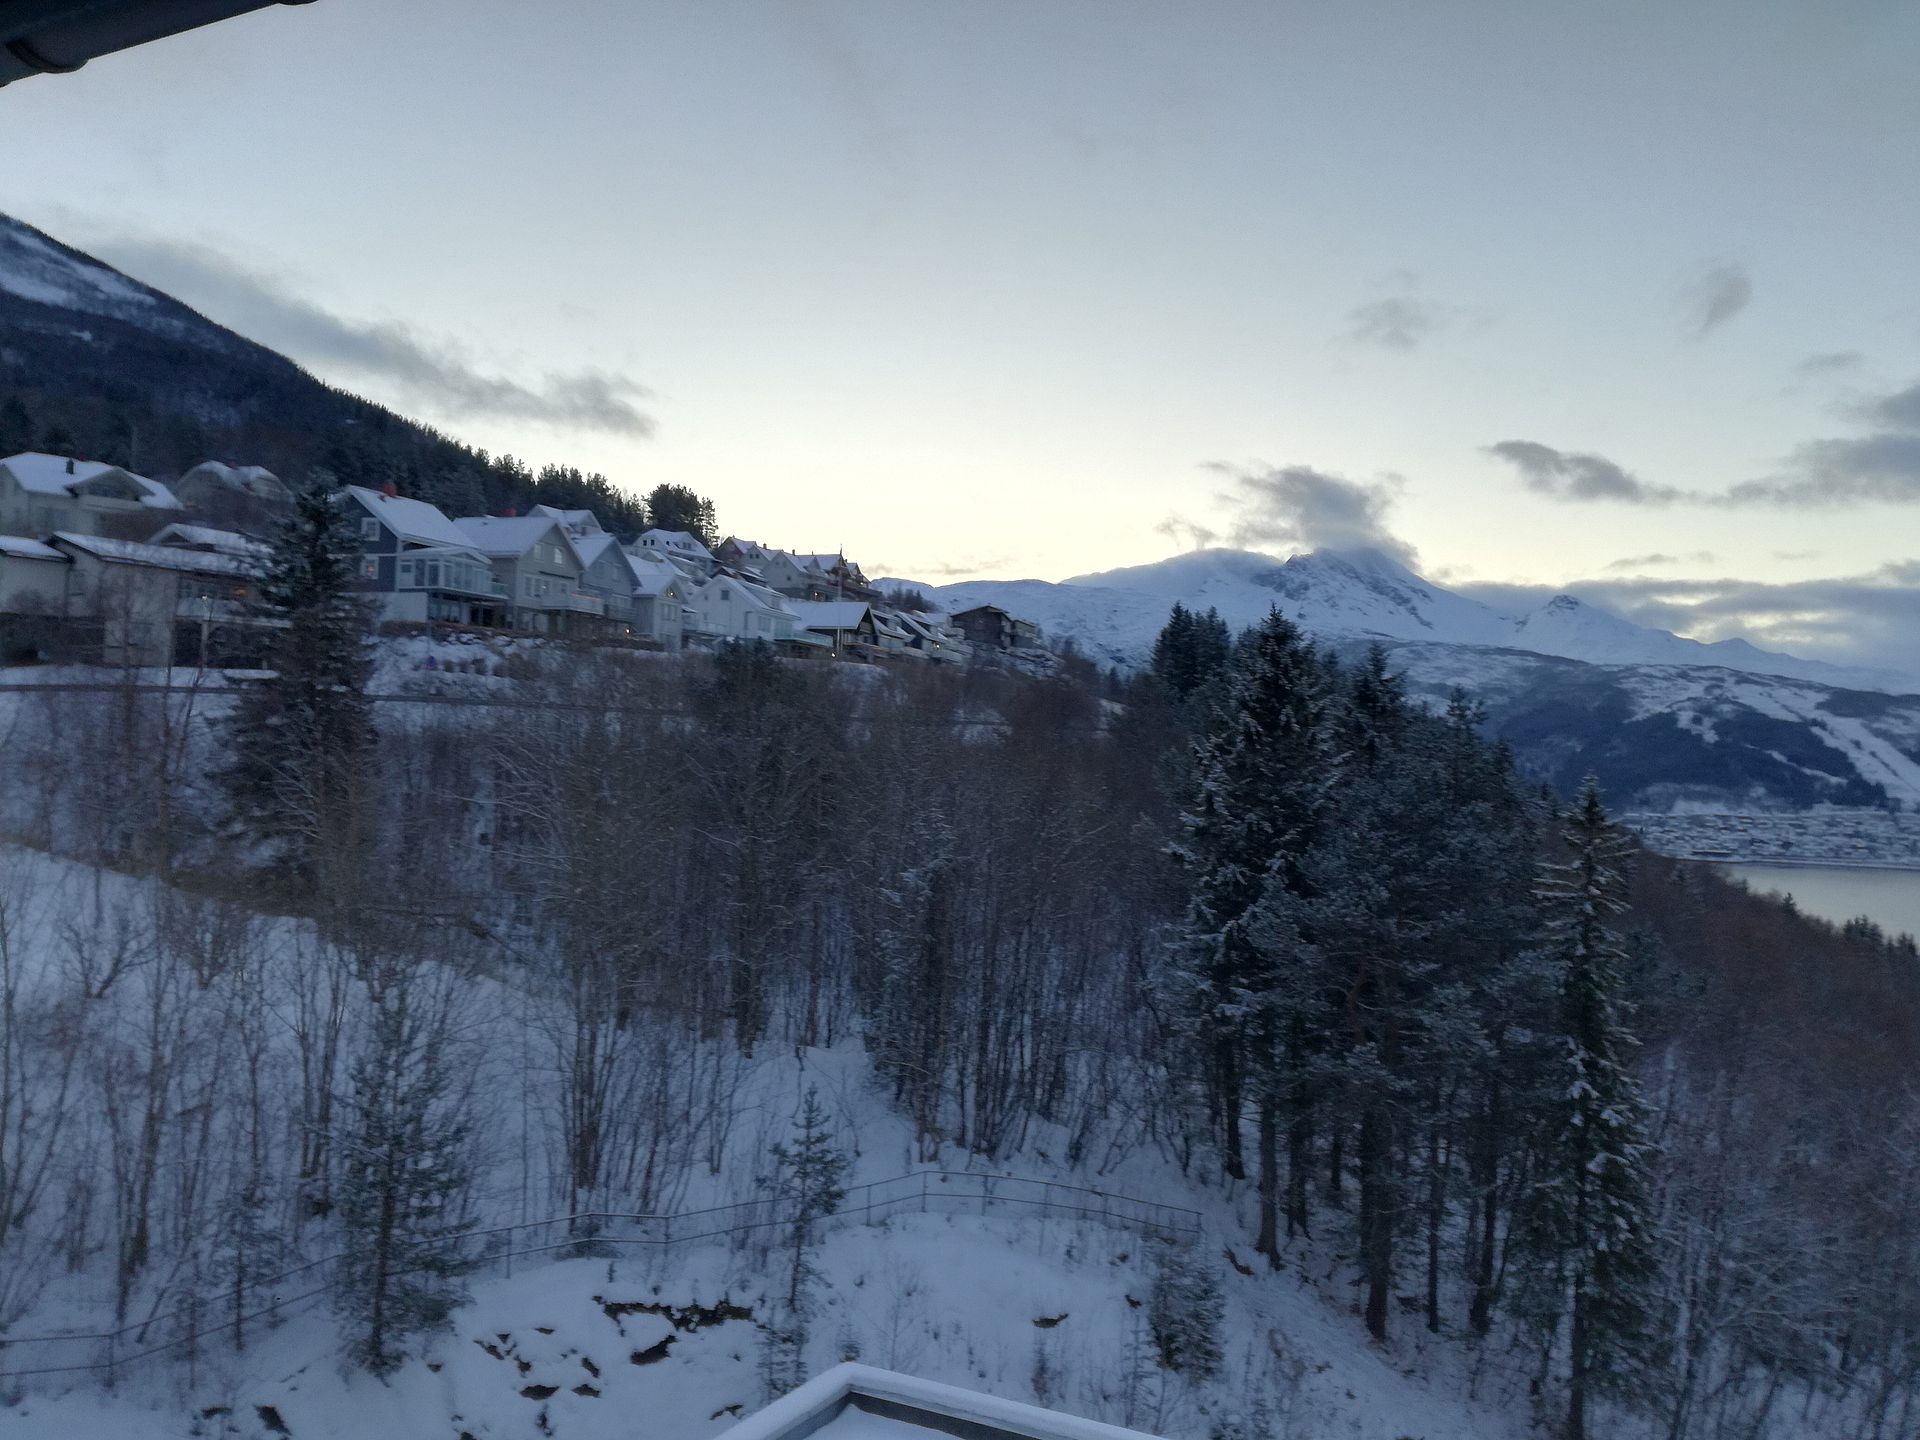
[625,549,684,595]
[0,535,63,561]
[729,1364,1165,1440]
[570,529,621,569]
[455,515,572,560]
[528,504,603,533]
[0,452,181,509]
[638,528,712,560]
[178,460,291,500]
[51,531,256,577]
[341,486,473,549]
[787,600,872,632]
[147,523,272,559]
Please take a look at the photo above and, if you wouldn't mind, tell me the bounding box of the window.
[360,557,378,580]
[523,575,534,596]
[360,517,380,542]
[398,559,415,586]
[426,562,440,586]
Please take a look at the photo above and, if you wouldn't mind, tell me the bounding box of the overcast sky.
[2,1,1917,669]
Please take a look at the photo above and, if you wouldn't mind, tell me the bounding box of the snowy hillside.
[906,547,1920,696]
[0,844,1530,1440]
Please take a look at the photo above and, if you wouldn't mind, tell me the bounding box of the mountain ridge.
[904,546,1920,697]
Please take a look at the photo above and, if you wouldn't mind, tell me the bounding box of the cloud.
[1342,274,1480,352]
[1681,261,1752,339]
[1458,562,1920,680]
[1155,515,1219,551]
[1860,381,1920,432]
[1604,552,1716,571]
[93,235,655,437]
[1726,433,1920,507]
[1346,294,1447,351]
[1485,439,1684,505]
[874,556,1012,580]
[1796,350,1864,378]
[1202,462,1417,565]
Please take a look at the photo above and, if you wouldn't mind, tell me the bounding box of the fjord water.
[1725,863,1920,941]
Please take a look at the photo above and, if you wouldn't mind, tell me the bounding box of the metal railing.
[0,1170,1200,1387]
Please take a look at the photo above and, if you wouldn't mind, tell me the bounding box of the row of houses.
[340,484,983,663]
[0,452,1042,669]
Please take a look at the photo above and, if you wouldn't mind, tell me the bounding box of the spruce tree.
[1172,610,1337,1198]
[760,1085,849,1396]
[333,969,477,1375]
[1520,778,1659,1440]
[222,473,376,890]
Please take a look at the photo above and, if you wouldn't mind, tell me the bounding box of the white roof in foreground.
[726,1364,1166,1440]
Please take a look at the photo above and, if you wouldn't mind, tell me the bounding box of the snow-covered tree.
[1518,778,1660,1440]
[1171,610,1338,1194]
[220,472,375,891]
[760,1085,848,1396]
[1147,1240,1224,1380]
[332,966,477,1375]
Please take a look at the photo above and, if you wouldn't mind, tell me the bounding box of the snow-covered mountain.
[907,547,1919,696]
[891,548,1920,812]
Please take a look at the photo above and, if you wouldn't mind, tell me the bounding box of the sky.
[1,0,1917,670]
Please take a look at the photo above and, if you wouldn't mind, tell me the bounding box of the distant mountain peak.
[916,545,1919,696]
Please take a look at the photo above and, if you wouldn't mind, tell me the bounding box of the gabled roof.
[698,573,796,619]
[51,531,255,578]
[1,452,181,509]
[148,523,272,560]
[787,600,873,632]
[455,514,576,562]
[178,460,291,501]
[341,486,473,549]
[729,1364,1164,1440]
[624,549,685,596]
[528,504,603,533]
[570,530,622,569]
[638,528,713,559]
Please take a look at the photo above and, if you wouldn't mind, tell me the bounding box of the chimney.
[65,458,75,474]
[382,480,398,499]
[502,505,518,518]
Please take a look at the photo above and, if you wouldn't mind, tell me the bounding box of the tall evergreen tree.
[333,967,477,1375]
[1519,778,1659,1440]
[646,482,719,548]
[221,473,376,889]
[1172,611,1338,1206]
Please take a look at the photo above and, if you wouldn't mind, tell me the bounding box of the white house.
[635,527,714,580]
[687,572,827,652]
[728,1364,1166,1440]
[0,452,182,540]
[624,546,690,650]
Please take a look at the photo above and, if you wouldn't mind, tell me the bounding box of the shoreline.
[1700,857,1920,875]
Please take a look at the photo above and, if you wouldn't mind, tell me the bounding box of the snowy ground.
[0,845,1537,1440]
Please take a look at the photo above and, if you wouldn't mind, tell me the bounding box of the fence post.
[921,1170,928,1214]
